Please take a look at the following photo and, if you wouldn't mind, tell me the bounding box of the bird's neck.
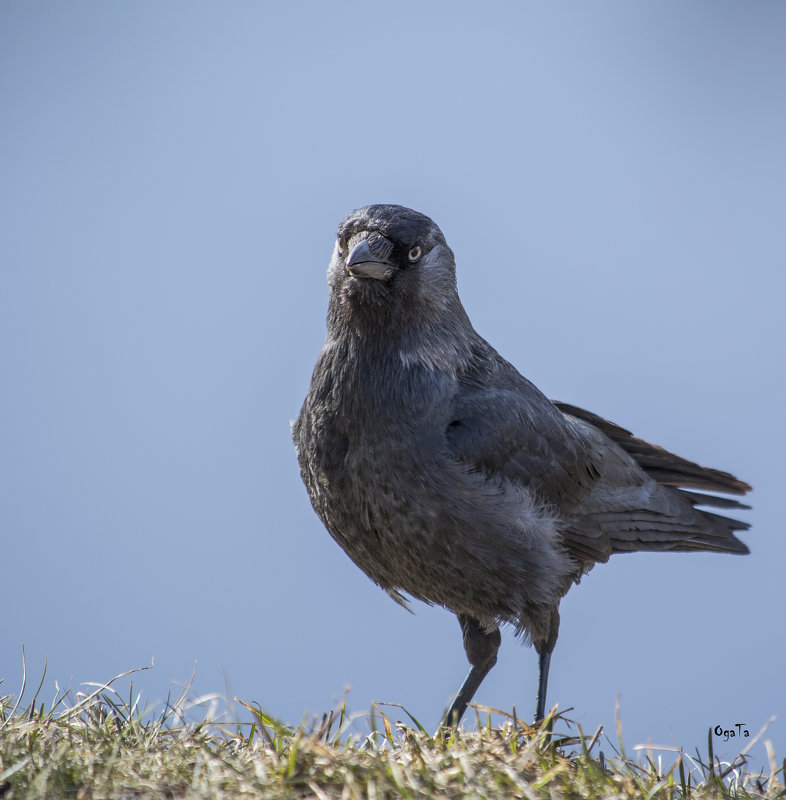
[327,299,476,375]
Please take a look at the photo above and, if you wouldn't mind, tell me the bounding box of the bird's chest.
[308,417,449,592]
[301,359,451,550]
[313,386,442,504]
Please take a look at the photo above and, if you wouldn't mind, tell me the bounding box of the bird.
[292,203,751,726]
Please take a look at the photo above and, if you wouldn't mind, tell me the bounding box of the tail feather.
[555,401,752,562]
[680,490,751,511]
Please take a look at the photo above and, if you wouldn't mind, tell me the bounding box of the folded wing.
[446,352,751,571]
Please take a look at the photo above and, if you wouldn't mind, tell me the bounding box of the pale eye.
[408,245,422,263]
[336,239,345,255]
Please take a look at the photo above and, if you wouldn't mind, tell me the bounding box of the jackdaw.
[292,204,751,725]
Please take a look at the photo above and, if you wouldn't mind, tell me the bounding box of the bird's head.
[327,204,461,330]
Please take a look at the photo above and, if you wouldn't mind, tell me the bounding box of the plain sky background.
[2,1,784,769]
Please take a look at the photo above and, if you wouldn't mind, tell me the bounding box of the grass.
[0,664,782,799]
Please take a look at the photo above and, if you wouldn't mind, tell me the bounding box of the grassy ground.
[0,666,782,799]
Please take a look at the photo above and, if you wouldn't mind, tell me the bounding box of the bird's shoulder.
[446,343,602,507]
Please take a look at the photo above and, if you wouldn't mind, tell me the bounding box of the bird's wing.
[446,351,601,509]
[446,350,750,566]
[556,415,750,562]
[552,402,751,499]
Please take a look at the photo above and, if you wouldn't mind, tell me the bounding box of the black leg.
[533,608,560,723]
[534,649,551,722]
[443,661,495,727]
[442,615,501,726]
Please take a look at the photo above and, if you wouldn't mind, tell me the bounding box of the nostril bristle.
[367,233,394,261]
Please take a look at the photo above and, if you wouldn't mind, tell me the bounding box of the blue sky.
[2,1,784,766]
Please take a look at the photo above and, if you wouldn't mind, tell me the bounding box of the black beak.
[346,236,395,280]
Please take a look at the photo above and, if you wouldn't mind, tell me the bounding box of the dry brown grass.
[0,665,782,799]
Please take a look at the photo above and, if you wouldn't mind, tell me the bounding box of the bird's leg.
[533,608,560,723]
[442,614,501,727]
[534,650,551,722]
[443,661,494,728]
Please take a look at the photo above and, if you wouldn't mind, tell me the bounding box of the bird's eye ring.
[408,245,422,263]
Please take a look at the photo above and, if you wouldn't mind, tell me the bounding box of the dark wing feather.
[552,402,751,495]
[554,407,751,560]
[445,355,751,568]
[447,351,600,509]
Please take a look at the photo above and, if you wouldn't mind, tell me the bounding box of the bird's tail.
[553,401,751,556]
